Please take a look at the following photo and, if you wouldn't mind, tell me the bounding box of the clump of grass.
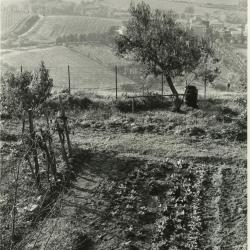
[45,94,93,111]
[114,94,172,113]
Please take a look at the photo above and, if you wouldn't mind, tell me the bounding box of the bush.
[45,94,94,111]
[0,61,53,116]
[115,93,172,112]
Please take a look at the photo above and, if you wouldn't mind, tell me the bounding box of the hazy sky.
[1,0,239,5]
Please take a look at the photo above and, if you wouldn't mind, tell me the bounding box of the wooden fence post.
[21,110,25,136]
[68,65,71,95]
[10,163,20,250]
[161,74,164,102]
[204,78,207,100]
[45,112,57,179]
[132,97,135,113]
[59,96,72,156]
[20,65,23,74]
[28,109,41,190]
[115,65,118,100]
[56,119,69,167]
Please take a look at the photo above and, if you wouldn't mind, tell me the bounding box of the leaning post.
[68,65,71,95]
[115,65,118,100]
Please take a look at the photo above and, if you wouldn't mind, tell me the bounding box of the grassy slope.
[71,44,129,67]
[1,43,244,95]
[1,46,136,91]
[69,93,246,162]
[21,15,122,43]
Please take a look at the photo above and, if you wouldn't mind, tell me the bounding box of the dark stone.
[184,85,198,108]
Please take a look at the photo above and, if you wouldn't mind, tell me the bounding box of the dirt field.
[0,90,247,249]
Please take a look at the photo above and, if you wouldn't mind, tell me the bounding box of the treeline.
[56,28,117,45]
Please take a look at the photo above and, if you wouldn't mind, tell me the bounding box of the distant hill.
[21,15,122,43]
[1,46,136,91]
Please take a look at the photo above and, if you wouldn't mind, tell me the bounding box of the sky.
[1,0,240,6]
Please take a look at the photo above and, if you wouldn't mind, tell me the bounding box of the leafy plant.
[0,61,53,116]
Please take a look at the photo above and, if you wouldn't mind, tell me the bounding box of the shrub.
[45,94,93,111]
[0,61,53,116]
[115,93,172,112]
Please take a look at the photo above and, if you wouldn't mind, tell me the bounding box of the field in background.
[1,41,242,97]
[102,0,245,14]
[21,15,122,43]
[72,44,129,67]
[0,46,136,93]
[0,8,29,34]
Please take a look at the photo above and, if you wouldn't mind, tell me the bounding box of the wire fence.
[16,64,168,97]
[2,63,234,100]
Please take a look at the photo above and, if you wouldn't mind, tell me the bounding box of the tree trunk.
[165,75,182,111]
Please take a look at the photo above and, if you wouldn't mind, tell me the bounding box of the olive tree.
[115,2,210,110]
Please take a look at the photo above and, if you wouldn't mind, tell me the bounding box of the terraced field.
[21,15,122,43]
[102,0,244,14]
[0,46,135,93]
[0,9,30,35]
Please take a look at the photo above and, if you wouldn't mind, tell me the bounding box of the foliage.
[115,2,202,79]
[193,51,221,86]
[0,61,53,116]
[115,93,172,113]
[114,1,213,111]
[98,159,204,249]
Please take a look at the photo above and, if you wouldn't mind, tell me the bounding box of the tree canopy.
[115,2,213,109]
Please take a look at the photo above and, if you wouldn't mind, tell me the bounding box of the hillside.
[21,15,122,43]
[101,0,244,13]
[1,46,136,93]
